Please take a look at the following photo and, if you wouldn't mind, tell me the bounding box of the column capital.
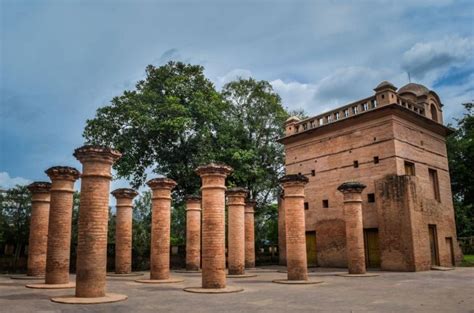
[146,177,177,190]
[73,145,122,164]
[227,187,248,198]
[245,200,256,213]
[185,195,201,205]
[45,166,81,181]
[195,163,233,177]
[337,181,366,194]
[279,174,309,187]
[27,181,51,193]
[111,188,138,199]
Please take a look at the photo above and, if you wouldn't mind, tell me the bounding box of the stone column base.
[10,275,44,280]
[26,282,75,289]
[183,286,244,294]
[226,273,258,278]
[337,273,380,277]
[272,279,324,285]
[135,278,184,284]
[51,293,127,304]
[106,272,144,277]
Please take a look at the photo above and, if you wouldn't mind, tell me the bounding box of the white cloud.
[0,172,31,189]
[216,69,253,89]
[270,79,318,113]
[402,36,474,79]
[271,67,395,115]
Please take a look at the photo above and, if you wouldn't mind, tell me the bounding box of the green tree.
[132,191,151,269]
[447,102,474,237]
[83,61,227,196]
[83,63,299,249]
[0,185,31,270]
[219,78,288,202]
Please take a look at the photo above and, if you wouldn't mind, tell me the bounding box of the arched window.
[430,104,438,122]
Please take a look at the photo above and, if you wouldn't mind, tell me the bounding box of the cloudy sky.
[1,0,473,191]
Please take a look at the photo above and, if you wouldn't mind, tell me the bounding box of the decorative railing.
[290,94,427,135]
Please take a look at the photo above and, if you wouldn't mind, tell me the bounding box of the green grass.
[461,254,474,267]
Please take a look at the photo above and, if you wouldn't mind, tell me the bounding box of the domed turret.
[398,83,430,97]
[374,81,397,91]
[284,116,301,136]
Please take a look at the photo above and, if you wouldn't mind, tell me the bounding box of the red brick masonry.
[26,182,52,277]
[74,145,121,297]
[280,174,309,281]
[196,163,233,289]
[111,188,138,274]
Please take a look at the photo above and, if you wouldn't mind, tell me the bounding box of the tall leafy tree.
[83,63,293,247]
[83,61,227,197]
[219,78,289,203]
[447,102,474,237]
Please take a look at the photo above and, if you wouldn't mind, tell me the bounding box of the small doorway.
[364,228,381,268]
[445,237,455,266]
[429,225,440,266]
[305,231,317,267]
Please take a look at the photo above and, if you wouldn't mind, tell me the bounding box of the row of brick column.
[25,150,366,299]
[277,176,369,281]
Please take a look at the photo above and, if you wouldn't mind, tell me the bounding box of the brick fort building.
[278,81,462,271]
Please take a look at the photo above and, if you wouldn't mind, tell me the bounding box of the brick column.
[26,182,51,277]
[73,145,121,298]
[111,188,138,274]
[43,167,80,287]
[147,178,176,281]
[185,195,201,271]
[244,200,256,269]
[26,168,79,289]
[338,182,367,275]
[196,164,232,289]
[280,174,308,281]
[227,188,247,275]
[278,193,287,266]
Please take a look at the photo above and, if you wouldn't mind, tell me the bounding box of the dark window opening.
[431,104,438,122]
[368,193,375,203]
[404,161,415,176]
[304,202,309,210]
[429,168,441,202]
[381,94,385,99]
[374,156,379,164]
[353,160,359,168]
[322,199,329,208]
[311,170,315,176]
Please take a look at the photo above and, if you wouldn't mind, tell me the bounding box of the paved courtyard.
[1,267,473,313]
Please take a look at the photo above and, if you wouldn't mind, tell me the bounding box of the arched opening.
[430,104,438,122]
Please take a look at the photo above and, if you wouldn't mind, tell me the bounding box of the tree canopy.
[447,102,474,237]
[83,61,291,246]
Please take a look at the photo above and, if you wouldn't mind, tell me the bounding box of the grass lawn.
[461,254,474,267]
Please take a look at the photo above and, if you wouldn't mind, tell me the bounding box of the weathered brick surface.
[196,163,232,289]
[338,182,366,274]
[280,83,461,271]
[244,201,256,269]
[74,145,121,297]
[280,174,309,281]
[45,166,80,284]
[277,194,286,266]
[147,177,176,280]
[227,188,248,275]
[185,196,201,271]
[111,188,138,274]
[26,182,51,277]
